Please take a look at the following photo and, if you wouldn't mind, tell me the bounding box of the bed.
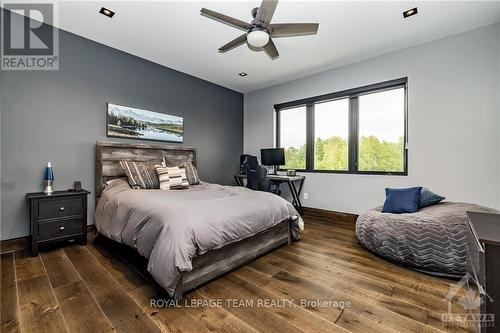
[94,141,302,299]
[355,202,499,277]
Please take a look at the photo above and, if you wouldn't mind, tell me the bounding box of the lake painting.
[106,103,183,143]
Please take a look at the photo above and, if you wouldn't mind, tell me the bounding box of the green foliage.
[283,136,404,172]
[314,137,348,170]
[358,136,404,172]
[284,145,306,170]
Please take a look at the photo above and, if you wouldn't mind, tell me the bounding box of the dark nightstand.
[467,211,500,332]
[26,189,90,256]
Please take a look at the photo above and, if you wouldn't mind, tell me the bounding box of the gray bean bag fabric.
[356,202,499,277]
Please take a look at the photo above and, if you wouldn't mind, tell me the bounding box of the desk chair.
[245,164,281,195]
[240,154,259,173]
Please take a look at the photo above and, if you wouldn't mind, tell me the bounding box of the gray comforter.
[95,178,303,296]
[356,202,498,277]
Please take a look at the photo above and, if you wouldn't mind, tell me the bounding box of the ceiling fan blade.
[218,34,247,53]
[200,8,252,32]
[254,0,279,27]
[269,23,319,38]
[263,38,279,60]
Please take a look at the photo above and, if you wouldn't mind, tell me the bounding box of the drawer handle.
[59,226,65,231]
[59,206,65,212]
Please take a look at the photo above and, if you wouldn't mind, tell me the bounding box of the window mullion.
[348,97,359,173]
[275,109,280,148]
[306,104,315,172]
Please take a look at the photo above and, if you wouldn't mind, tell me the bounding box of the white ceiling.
[11,1,500,92]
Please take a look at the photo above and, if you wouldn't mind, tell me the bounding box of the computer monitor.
[261,148,285,175]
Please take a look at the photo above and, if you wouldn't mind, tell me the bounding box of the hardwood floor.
[0,216,478,333]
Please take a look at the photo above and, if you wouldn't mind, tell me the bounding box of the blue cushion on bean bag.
[382,187,422,214]
[419,187,445,208]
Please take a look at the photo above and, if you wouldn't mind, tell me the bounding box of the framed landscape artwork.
[106,103,183,143]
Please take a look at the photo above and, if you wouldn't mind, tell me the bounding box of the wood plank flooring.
[0,216,479,333]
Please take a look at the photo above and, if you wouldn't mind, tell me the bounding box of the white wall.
[244,23,500,214]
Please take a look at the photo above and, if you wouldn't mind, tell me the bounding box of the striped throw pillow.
[178,159,201,185]
[155,166,189,190]
[119,160,160,189]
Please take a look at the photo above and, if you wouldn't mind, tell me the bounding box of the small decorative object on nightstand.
[26,189,90,256]
[43,162,54,194]
[73,181,82,191]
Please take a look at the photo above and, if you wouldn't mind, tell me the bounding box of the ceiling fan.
[200,0,319,60]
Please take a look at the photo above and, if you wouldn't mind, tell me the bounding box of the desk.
[234,174,305,214]
[467,211,500,332]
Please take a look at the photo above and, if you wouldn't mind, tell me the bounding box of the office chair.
[240,154,259,174]
[244,163,281,195]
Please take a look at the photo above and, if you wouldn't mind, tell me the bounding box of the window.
[278,106,306,170]
[275,78,407,175]
[314,99,349,171]
[358,88,405,172]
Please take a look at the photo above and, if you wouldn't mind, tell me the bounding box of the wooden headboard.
[95,141,196,200]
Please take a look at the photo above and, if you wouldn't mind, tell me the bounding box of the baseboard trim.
[302,207,358,223]
[0,236,29,254]
[0,224,97,254]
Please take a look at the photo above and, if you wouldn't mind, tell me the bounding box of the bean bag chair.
[356,202,498,277]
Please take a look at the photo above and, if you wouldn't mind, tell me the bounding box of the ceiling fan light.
[247,30,269,48]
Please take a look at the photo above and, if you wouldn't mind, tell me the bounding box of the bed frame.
[95,141,293,299]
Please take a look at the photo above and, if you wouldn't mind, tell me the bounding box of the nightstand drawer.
[38,218,83,241]
[38,197,83,220]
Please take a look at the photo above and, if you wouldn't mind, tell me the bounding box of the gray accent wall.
[245,23,500,214]
[1,27,243,240]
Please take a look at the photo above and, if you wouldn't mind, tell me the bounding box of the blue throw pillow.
[382,187,422,214]
[419,187,445,208]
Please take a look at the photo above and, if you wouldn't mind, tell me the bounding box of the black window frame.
[275,77,408,176]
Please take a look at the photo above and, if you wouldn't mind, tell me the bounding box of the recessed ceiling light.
[100,7,115,18]
[403,7,418,18]
[238,72,248,77]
